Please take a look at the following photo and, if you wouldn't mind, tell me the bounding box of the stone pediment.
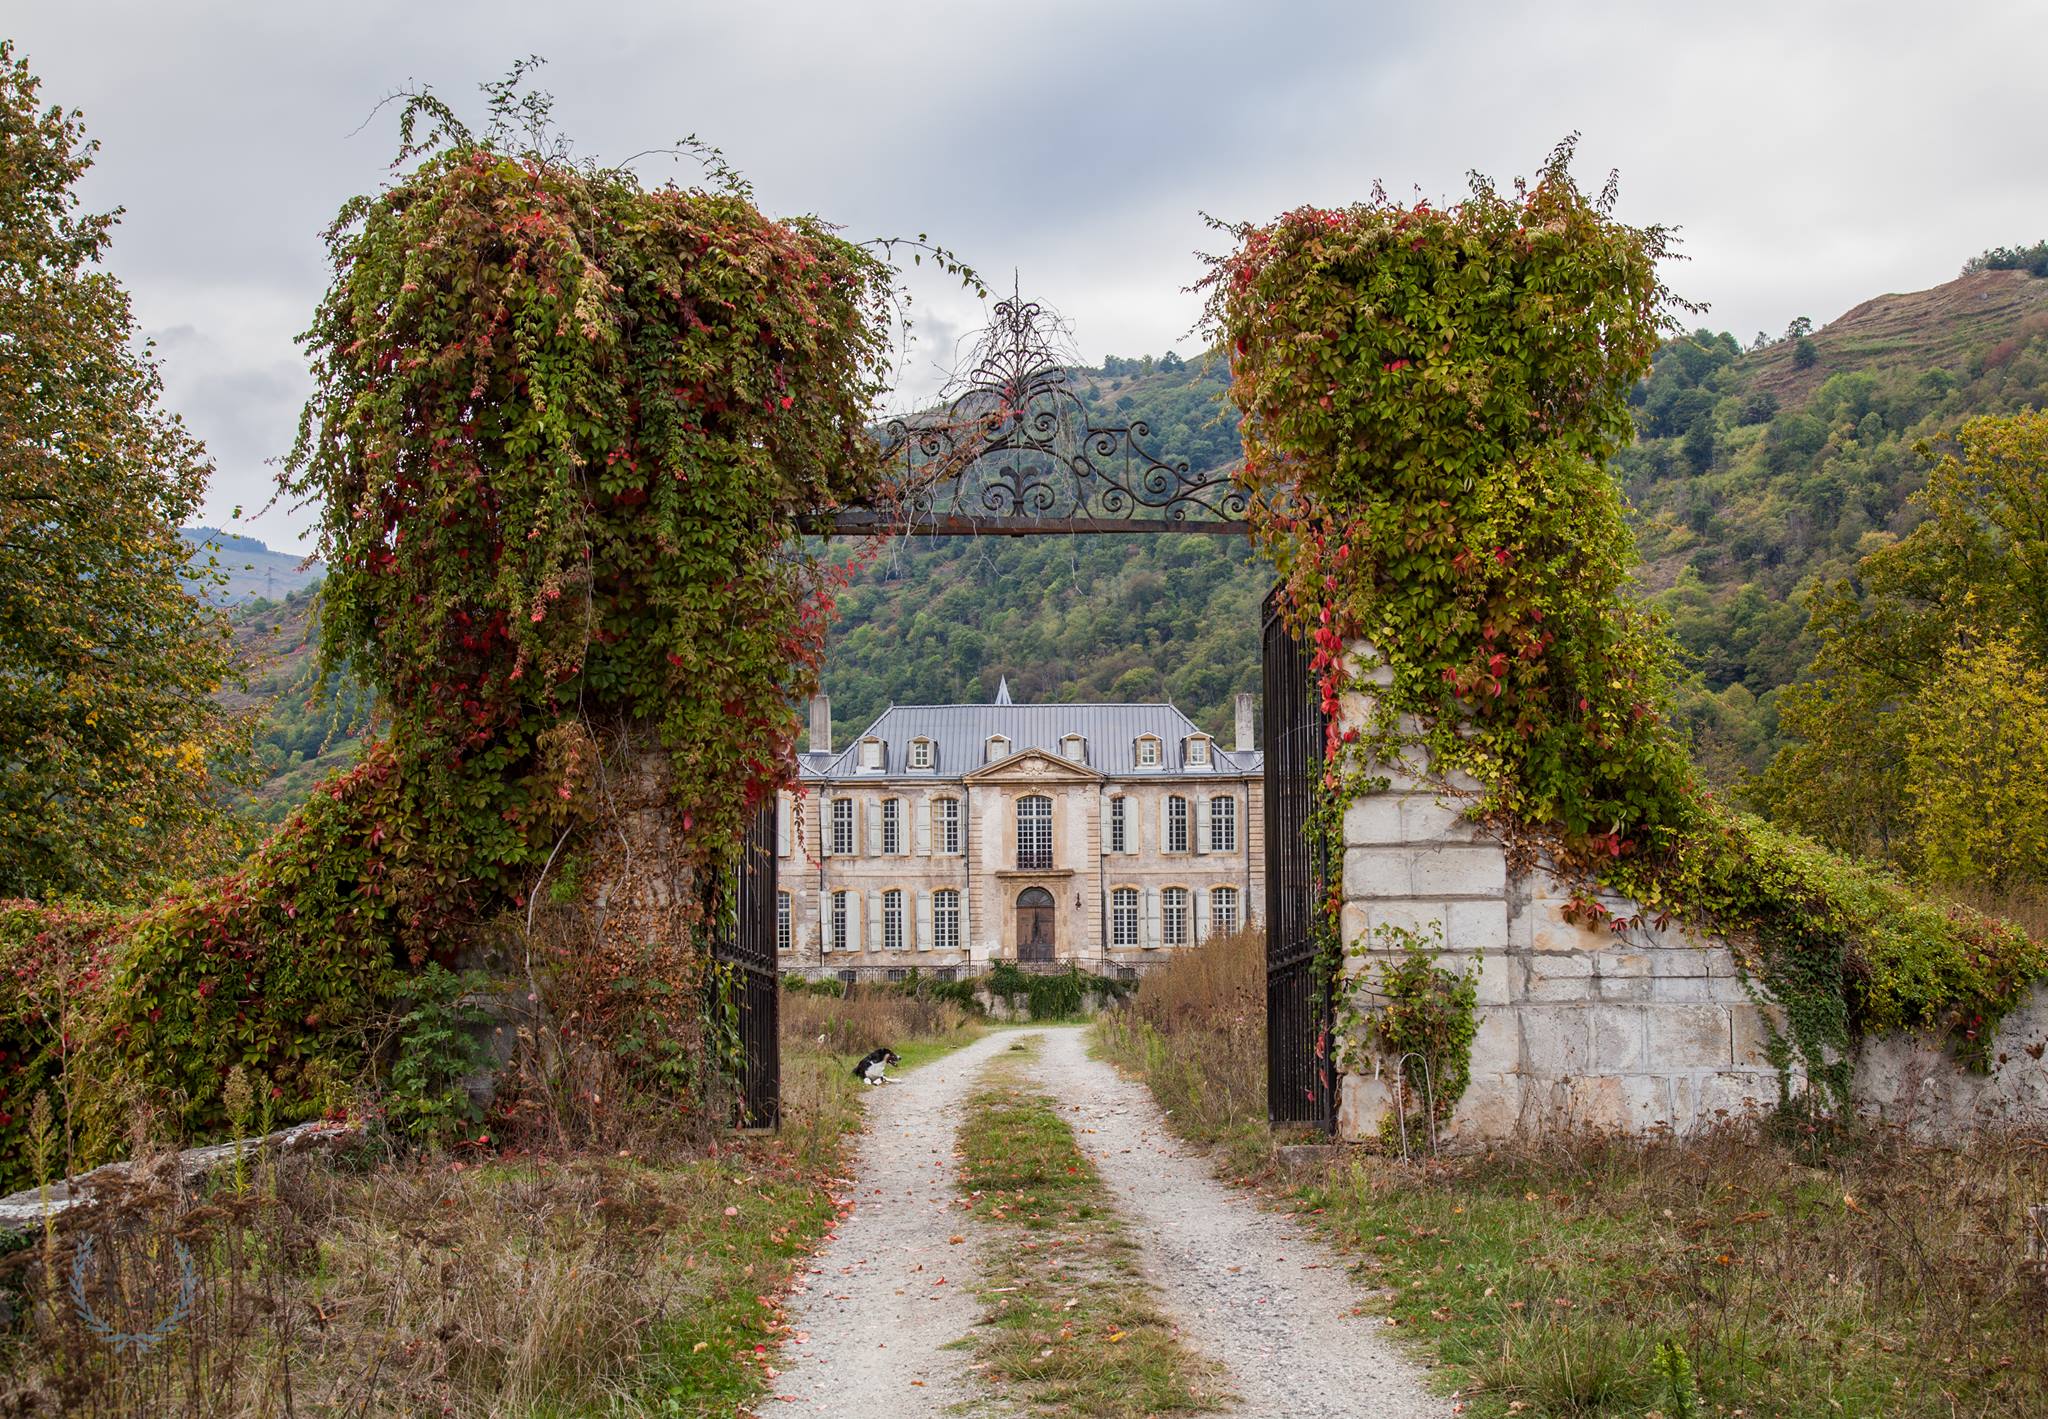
[962,747,1103,785]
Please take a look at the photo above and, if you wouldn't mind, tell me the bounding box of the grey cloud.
[11,0,2046,551]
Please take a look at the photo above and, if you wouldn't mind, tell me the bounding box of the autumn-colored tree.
[1758,409,2048,885]
[0,43,241,902]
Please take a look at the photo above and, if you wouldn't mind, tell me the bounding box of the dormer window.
[985,734,1011,764]
[859,737,885,772]
[1134,735,1162,768]
[908,738,934,771]
[1060,733,1087,763]
[1185,736,1211,767]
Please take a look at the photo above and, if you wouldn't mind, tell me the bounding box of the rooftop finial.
[994,675,1012,705]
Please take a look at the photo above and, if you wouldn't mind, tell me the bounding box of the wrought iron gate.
[1262,587,1333,1131]
[715,800,780,1128]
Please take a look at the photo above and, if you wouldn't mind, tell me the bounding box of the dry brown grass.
[1095,927,1265,1154]
[779,983,983,1066]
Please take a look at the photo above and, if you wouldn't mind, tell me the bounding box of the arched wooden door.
[1016,886,1056,963]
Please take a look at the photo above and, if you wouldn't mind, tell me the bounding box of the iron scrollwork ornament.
[854,293,1249,533]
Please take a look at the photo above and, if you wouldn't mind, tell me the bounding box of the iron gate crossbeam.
[799,513,1250,537]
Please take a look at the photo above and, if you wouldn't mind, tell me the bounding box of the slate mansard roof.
[799,698,1261,781]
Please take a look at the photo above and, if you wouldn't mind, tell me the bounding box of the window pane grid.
[881,798,901,855]
[830,891,850,952]
[1210,796,1237,853]
[1210,886,1238,933]
[1108,797,1126,854]
[1111,888,1139,947]
[1017,795,1053,871]
[934,889,960,951]
[883,889,904,951]
[938,798,960,854]
[776,892,791,952]
[831,799,854,856]
[1167,796,1189,853]
[1162,887,1190,946]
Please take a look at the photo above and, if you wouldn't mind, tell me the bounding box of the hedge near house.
[1203,139,2045,1105]
[0,92,899,1188]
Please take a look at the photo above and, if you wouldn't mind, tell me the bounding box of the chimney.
[808,693,832,756]
[1234,692,1256,753]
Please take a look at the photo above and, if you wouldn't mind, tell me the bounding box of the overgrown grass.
[1106,930,2048,1417]
[957,1038,1230,1417]
[0,987,983,1417]
[1094,926,1268,1167]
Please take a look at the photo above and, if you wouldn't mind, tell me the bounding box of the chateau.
[775,681,1264,979]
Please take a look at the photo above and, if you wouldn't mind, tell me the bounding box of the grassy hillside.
[182,526,325,604]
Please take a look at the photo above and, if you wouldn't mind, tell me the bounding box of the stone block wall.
[1334,781,1785,1143]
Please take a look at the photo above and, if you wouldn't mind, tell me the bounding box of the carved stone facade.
[778,686,1264,978]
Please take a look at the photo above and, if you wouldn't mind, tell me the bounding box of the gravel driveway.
[773,1029,1018,1415]
[774,1025,1447,1417]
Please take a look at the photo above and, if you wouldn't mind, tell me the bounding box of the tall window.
[1210,795,1237,853]
[883,889,905,951]
[934,889,961,951]
[776,891,791,952]
[1166,796,1189,853]
[1210,885,1239,934]
[1017,795,1053,870]
[830,890,851,952]
[1162,886,1190,946]
[830,798,855,856]
[1111,887,1139,947]
[1107,796,1127,854]
[881,798,902,855]
[936,797,961,854]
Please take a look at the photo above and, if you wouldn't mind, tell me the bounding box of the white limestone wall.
[1330,650,2048,1144]
[1335,782,1785,1143]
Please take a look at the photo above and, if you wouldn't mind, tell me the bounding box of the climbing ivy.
[1205,140,2044,1107]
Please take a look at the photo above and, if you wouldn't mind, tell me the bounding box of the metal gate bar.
[1262,586,1333,1131]
[717,800,781,1128]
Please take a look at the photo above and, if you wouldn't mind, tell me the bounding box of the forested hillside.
[1620,265,2048,780]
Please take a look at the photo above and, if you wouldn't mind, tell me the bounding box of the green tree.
[0,44,241,901]
[1756,410,2048,881]
[1903,635,2048,890]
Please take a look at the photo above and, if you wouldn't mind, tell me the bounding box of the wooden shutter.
[776,793,792,857]
[1100,796,1113,854]
[1195,797,1211,855]
[865,799,881,857]
[1195,887,1210,943]
[1158,797,1171,851]
[959,891,972,954]
[846,891,862,952]
[866,892,883,953]
[917,892,934,952]
[1143,887,1161,949]
[915,798,932,855]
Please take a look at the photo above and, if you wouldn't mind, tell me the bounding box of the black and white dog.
[853,1047,902,1086]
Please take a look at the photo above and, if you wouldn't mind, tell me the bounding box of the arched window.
[933,888,961,951]
[1162,886,1191,947]
[883,889,905,951]
[1166,795,1190,853]
[880,797,902,855]
[1017,795,1053,870]
[1209,795,1237,853]
[776,891,792,952]
[1111,887,1140,947]
[1210,885,1240,934]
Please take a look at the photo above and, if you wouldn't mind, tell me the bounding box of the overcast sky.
[13,0,2046,551]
